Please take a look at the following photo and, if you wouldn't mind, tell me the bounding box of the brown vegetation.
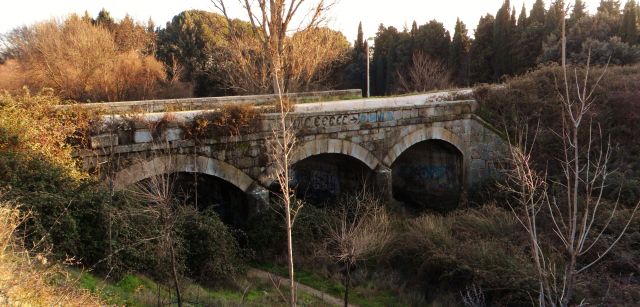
[1,15,168,102]
[396,51,452,93]
[0,197,102,305]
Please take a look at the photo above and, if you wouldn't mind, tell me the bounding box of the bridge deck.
[293,89,472,113]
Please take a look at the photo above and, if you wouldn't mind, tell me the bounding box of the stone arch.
[383,127,465,166]
[292,139,380,170]
[259,138,380,187]
[112,154,256,192]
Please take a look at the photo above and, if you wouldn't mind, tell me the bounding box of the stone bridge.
[73,89,507,218]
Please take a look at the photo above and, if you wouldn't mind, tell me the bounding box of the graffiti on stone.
[397,165,456,191]
[293,111,394,129]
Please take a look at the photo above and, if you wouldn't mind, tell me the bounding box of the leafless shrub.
[396,51,451,94]
[461,284,486,307]
[501,9,640,307]
[323,188,391,307]
[124,152,185,307]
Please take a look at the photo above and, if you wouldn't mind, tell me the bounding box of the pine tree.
[449,18,471,85]
[413,20,451,64]
[621,0,638,44]
[470,14,495,83]
[81,10,93,24]
[514,4,529,73]
[598,0,622,17]
[545,0,565,36]
[529,0,547,25]
[571,0,587,22]
[95,8,115,31]
[493,0,516,79]
[517,3,528,30]
[411,21,418,36]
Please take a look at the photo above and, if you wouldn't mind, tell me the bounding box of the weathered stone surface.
[91,134,118,149]
[73,91,507,210]
[134,129,153,143]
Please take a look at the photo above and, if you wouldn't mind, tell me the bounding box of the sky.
[0,0,604,42]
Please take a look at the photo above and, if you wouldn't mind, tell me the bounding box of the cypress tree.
[355,21,365,51]
[449,18,471,85]
[571,0,587,22]
[95,8,115,31]
[517,3,528,30]
[545,0,565,36]
[529,0,547,25]
[411,21,418,36]
[598,0,622,17]
[470,14,495,83]
[493,0,515,79]
[622,0,638,44]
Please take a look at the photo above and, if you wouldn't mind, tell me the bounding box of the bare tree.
[128,165,184,307]
[211,1,336,306]
[502,6,639,307]
[396,51,451,94]
[324,189,391,307]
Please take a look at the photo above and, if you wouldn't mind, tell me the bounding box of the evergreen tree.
[470,14,495,83]
[597,0,623,37]
[81,10,93,24]
[517,3,528,30]
[598,0,622,17]
[545,0,565,36]
[570,0,587,22]
[344,22,367,94]
[449,18,471,85]
[355,21,365,51]
[621,0,638,44]
[372,24,393,95]
[411,21,418,36]
[413,20,451,64]
[493,0,516,79]
[95,8,115,31]
[529,0,547,25]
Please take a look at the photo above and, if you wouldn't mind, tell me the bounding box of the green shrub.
[385,206,536,305]
[179,207,247,286]
[245,201,329,262]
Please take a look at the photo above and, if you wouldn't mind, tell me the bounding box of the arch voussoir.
[384,127,466,166]
[112,154,256,192]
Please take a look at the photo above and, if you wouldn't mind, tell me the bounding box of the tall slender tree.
[493,0,516,79]
[545,0,565,36]
[470,14,495,83]
[529,0,547,25]
[517,3,528,30]
[621,0,639,44]
[570,0,587,22]
[355,21,365,51]
[449,18,471,85]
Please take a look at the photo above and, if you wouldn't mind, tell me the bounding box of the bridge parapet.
[57,89,362,114]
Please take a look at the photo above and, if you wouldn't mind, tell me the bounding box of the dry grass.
[187,104,261,139]
[0,198,102,305]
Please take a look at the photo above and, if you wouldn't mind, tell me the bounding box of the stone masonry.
[73,89,508,208]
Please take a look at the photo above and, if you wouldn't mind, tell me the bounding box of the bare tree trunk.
[170,242,182,307]
[343,262,350,307]
[285,203,296,306]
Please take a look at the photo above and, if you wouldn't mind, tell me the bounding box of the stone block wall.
[76,99,507,207]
